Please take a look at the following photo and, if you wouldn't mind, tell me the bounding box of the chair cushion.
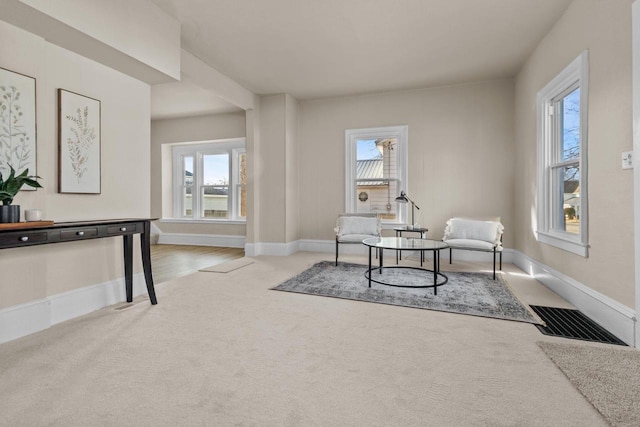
[443,218,503,245]
[445,238,501,251]
[336,216,380,237]
[337,234,379,243]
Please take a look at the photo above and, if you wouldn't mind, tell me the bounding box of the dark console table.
[0,218,158,305]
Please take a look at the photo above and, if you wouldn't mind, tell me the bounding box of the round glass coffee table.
[362,237,449,295]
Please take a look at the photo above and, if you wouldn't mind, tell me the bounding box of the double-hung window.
[345,125,408,224]
[172,138,246,221]
[537,51,589,256]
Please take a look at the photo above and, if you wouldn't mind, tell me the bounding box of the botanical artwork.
[0,67,37,188]
[58,89,101,194]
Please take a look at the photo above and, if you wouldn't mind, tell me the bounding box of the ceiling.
[150,0,573,119]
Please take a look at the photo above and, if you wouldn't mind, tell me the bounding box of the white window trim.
[345,125,408,226]
[171,138,246,222]
[536,51,589,256]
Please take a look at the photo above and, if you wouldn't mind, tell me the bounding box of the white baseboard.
[158,233,245,248]
[0,298,51,345]
[245,241,299,257]
[512,251,636,346]
[0,273,147,344]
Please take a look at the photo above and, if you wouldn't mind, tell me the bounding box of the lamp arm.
[406,195,420,210]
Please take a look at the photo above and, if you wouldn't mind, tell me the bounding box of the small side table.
[394,227,428,264]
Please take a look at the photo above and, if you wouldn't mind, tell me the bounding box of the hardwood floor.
[150,244,244,284]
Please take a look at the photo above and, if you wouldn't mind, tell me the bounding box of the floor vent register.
[530,305,627,346]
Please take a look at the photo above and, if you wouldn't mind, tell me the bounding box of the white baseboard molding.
[157,233,245,248]
[245,241,299,257]
[0,273,147,344]
[512,251,636,346]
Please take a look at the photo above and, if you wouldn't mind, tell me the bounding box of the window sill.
[537,230,588,257]
[160,218,246,225]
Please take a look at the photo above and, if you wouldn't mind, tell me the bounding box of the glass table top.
[362,237,448,250]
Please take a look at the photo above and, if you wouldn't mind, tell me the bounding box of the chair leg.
[335,240,339,266]
[449,248,452,264]
[500,252,503,270]
[493,249,496,280]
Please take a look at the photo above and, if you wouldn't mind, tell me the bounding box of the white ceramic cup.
[25,209,42,222]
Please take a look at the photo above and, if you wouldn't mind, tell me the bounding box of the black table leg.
[141,221,158,305]
[123,234,133,303]
[368,245,372,288]
[433,249,439,295]
[379,246,383,274]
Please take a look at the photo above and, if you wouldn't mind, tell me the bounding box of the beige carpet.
[0,252,609,426]
[199,257,254,273]
[537,341,640,427]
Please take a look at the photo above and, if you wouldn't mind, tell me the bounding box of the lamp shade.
[395,191,408,203]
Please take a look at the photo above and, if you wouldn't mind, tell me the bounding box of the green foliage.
[564,207,576,219]
[0,164,42,206]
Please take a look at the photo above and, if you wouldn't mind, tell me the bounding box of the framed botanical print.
[0,66,37,185]
[58,89,101,194]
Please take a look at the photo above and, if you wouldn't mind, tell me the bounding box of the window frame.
[345,125,408,226]
[171,138,246,222]
[536,51,589,256]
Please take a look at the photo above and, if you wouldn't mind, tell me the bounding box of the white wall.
[298,79,515,244]
[259,95,288,244]
[514,0,634,307]
[285,94,300,243]
[0,19,151,309]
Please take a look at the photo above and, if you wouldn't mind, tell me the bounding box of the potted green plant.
[0,165,42,223]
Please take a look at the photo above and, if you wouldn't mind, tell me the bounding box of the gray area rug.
[272,261,542,324]
[538,341,640,427]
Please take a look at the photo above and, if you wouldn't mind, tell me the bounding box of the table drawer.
[107,223,138,235]
[0,231,48,248]
[60,228,98,240]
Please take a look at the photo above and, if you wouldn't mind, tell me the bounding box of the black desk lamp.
[395,191,420,229]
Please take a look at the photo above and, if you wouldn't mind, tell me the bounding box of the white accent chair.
[335,213,381,265]
[443,217,504,279]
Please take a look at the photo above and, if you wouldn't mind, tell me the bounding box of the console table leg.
[141,221,158,305]
[123,235,133,303]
